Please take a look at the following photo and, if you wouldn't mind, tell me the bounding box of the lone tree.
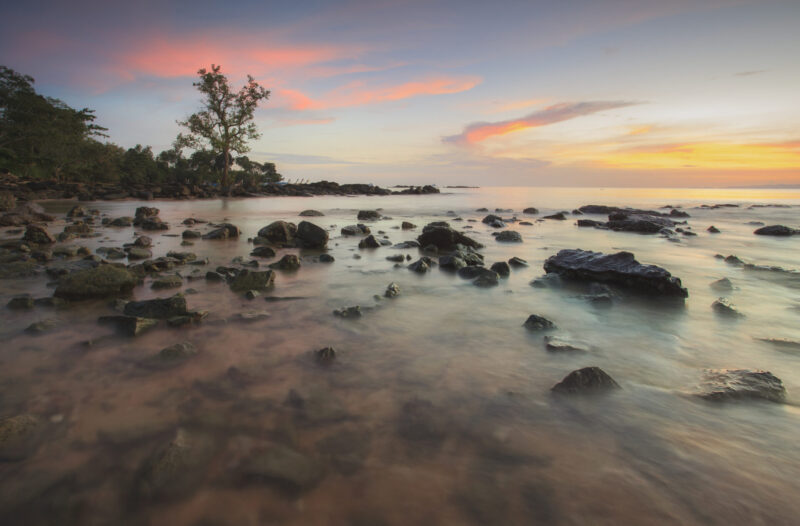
[176,64,269,191]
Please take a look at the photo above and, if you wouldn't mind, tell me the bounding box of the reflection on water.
[1,187,799,525]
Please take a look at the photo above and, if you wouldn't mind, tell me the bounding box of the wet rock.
[523,207,538,214]
[417,224,482,250]
[98,315,159,336]
[754,225,797,236]
[25,318,61,334]
[54,265,137,300]
[508,256,528,267]
[134,207,160,221]
[299,209,324,217]
[408,256,436,273]
[696,369,785,403]
[386,254,406,263]
[244,290,259,300]
[669,209,690,218]
[242,445,323,492]
[724,255,744,266]
[544,249,688,298]
[205,271,225,282]
[341,224,370,236]
[707,225,720,233]
[7,294,34,309]
[258,221,297,244]
[473,273,499,287]
[393,240,420,249]
[250,246,276,258]
[124,294,188,319]
[0,202,54,226]
[229,269,276,292]
[166,251,196,263]
[109,216,133,227]
[314,346,336,363]
[333,306,362,318]
[482,214,505,228]
[126,247,152,260]
[544,335,587,353]
[66,205,89,218]
[319,254,335,263]
[490,261,510,277]
[543,212,567,220]
[551,367,620,394]
[133,235,152,248]
[0,414,40,460]
[577,219,606,228]
[269,254,301,271]
[182,229,201,239]
[457,266,496,280]
[385,282,400,298]
[23,224,55,245]
[202,223,240,240]
[357,210,381,220]
[358,234,381,249]
[755,338,800,352]
[523,314,556,331]
[139,217,169,231]
[439,255,466,270]
[296,220,329,249]
[495,230,522,242]
[710,277,733,291]
[712,297,743,317]
[159,342,198,360]
[606,213,674,233]
[476,208,489,212]
[151,274,183,290]
[401,221,416,229]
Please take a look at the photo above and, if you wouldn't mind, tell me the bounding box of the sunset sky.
[2,0,799,186]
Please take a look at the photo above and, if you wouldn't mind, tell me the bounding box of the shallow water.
[1,187,799,525]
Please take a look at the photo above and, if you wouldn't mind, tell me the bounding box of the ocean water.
[1,187,799,525]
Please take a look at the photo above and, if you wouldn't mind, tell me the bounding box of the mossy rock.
[54,264,137,300]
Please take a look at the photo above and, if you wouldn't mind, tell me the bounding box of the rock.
[386,254,406,263]
[385,282,400,298]
[754,225,797,236]
[139,217,169,231]
[124,294,188,319]
[202,223,239,240]
[0,261,39,279]
[473,273,499,287]
[543,249,688,298]
[182,229,201,239]
[490,261,510,277]
[724,255,744,266]
[66,205,89,218]
[495,230,522,243]
[457,266,495,280]
[7,294,34,309]
[523,314,556,331]
[269,254,301,271]
[250,246,276,258]
[319,254,335,263]
[0,202,54,226]
[159,342,197,360]
[358,235,381,249]
[482,214,505,227]
[134,207,160,221]
[439,255,466,270]
[205,271,225,282]
[242,445,323,492]
[135,428,215,501]
[244,290,259,300]
[314,346,336,363]
[669,209,690,218]
[133,235,153,247]
[299,210,324,217]
[357,210,381,220]
[166,251,196,263]
[577,219,606,228]
[229,269,276,291]
[523,207,538,214]
[606,213,674,233]
[0,414,40,460]
[544,336,586,352]
[23,225,55,244]
[401,221,416,229]
[127,247,152,260]
[25,318,60,334]
[696,369,786,403]
[707,226,720,233]
[408,257,435,273]
[151,274,183,289]
[98,315,159,336]
[417,224,482,250]
[296,221,329,249]
[551,367,620,394]
[393,240,420,249]
[543,212,567,220]
[712,298,743,317]
[54,265,137,300]
[258,221,297,244]
[507,257,528,268]
[710,277,733,291]
[341,224,370,236]
[333,306,362,318]
[109,216,133,227]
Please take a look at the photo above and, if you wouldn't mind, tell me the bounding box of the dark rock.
[358,234,381,249]
[508,257,528,267]
[229,269,276,291]
[0,261,39,279]
[490,261,510,277]
[544,336,587,353]
[109,216,133,227]
[385,282,400,297]
[258,221,297,244]
[151,274,183,289]
[457,266,496,280]
[386,254,405,263]
[159,342,198,360]
[707,226,720,234]
[417,224,482,251]
[296,221,329,249]
[408,257,435,273]
[697,369,785,403]
[724,255,744,266]
[299,209,324,217]
[333,306,362,318]
[139,217,169,231]
[7,294,34,309]
[205,271,225,282]
[269,254,301,271]
[245,290,259,300]
[606,214,674,233]
[543,249,688,298]
[250,246,276,258]
[25,318,60,334]
[202,223,240,240]
[754,225,797,236]
[357,210,381,220]
[341,224,370,236]
[182,229,202,239]
[23,224,55,244]
[543,212,567,220]
[98,315,159,336]
[319,254,335,263]
[401,221,416,230]
[314,346,336,363]
[669,209,690,218]
[124,294,188,319]
[133,235,153,247]
[523,314,556,331]
[473,273,499,287]
[577,219,606,228]
[127,247,152,260]
[495,230,521,243]
[66,205,89,218]
[482,214,505,227]
[552,367,620,394]
[134,207,160,221]
[54,265,137,300]
[439,255,466,270]
[393,240,420,249]
[523,207,538,214]
[712,298,743,317]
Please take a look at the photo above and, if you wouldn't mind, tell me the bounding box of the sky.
[1,0,799,187]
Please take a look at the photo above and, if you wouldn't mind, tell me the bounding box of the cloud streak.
[444,101,637,146]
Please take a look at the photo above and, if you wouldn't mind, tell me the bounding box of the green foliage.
[176,64,270,189]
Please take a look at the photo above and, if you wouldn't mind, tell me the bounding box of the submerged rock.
[707,226,720,234]
[159,342,198,360]
[124,294,188,319]
[710,277,733,291]
[314,346,336,363]
[606,213,674,233]
[358,234,381,249]
[508,256,528,267]
[495,230,522,242]
[753,225,797,236]
[417,224,482,250]
[333,306,362,318]
[385,282,400,298]
[543,212,567,220]
[7,294,34,310]
[151,274,183,289]
[242,445,323,492]
[523,314,556,331]
[490,261,511,277]
[54,265,137,300]
[269,254,301,271]
[543,249,688,298]
[544,336,587,353]
[696,369,786,403]
[229,269,276,291]
[712,297,743,317]
[202,223,240,240]
[341,224,370,236]
[551,367,620,394]
[357,210,381,220]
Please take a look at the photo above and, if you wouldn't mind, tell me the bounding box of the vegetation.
[0,65,281,187]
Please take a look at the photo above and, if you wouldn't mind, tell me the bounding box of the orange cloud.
[627,125,653,136]
[445,101,637,146]
[278,88,323,111]
[603,141,800,170]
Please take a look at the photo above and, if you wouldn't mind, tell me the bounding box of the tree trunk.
[222,147,230,195]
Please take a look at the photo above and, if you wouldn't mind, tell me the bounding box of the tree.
[176,64,269,192]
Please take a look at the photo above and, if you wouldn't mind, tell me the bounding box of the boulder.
[401,221,417,229]
[707,226,720,234]
[495,230,522,243]
[151,275,183,289]
[523,314,556,331]
[473,273,499,287]
[295,221,329,249]
[159,342,198,360]
[696,369,786,403]
[753,225,797,236]
[54,265,137,300]
[109,216,133,227]
[127,247,152,260]
[299,210,324,217]
[133,235,153,247]
[182,229,201,239]
[229,269,276,291]
[258,221,297,244]
[543,249,688,298]
[490,261,511,277]
[457,266,496,280]
[66,205,90,217]
[251,246,276,258]
[508,257,528,267]
[408,257,435,273]
[357,210,381,220]
[710,277,733,291]
[314,346,336,363]
[139,217,169,231]
[269,254,301,271]
[417,224,482,251]
[523,207,538,214]
[319,254,335,263]
[358,235,381,249]
[202,223,240,240]
[439,255,466,270]
[543,212,567,220]
[341,224,370,236]
[124,295,188,319]
[134,207,160,221]
[23,225,55,244]
[552,367,620,394]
